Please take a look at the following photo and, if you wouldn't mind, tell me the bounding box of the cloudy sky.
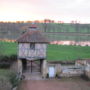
[0,0,90,23]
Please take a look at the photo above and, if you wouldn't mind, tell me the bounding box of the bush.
[0,55,17,68]
[10,55,17,61]
[0,76,12,90]
[9,72,20,87]
[0,62,10,68]
[0,69,20,89]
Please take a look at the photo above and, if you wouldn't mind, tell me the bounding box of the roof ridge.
[16,30,49,43]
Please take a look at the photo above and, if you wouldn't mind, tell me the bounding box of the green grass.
[47,44,90,61]
[0,69,12,77]
[0,41,17,56]
[0,41,90,61]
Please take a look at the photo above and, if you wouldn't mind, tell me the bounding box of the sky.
[0,0,90,23]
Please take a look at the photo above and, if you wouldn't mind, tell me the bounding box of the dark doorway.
[22,59,27,71]
[26,60,43,73]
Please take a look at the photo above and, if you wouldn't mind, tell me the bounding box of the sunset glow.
[0,0,90,23]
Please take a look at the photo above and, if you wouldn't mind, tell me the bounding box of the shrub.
[0,62,10,68]
[9,72,20,87]
[0,55,17,68]
[10,55,17,61]
[0,76,12,90]
[0,69,20,89]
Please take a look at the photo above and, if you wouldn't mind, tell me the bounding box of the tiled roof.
[17,30,49,43]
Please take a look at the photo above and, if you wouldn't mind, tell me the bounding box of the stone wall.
[17,60,23,77]
[76,60,90,79]
[45,61,85,78]
[18,43,47,59]
[42,60,48,78]
[10,60,18,73]
[55,64,62,77]
[11,59,90,80]
[85,63,90,79]
[10,59,23,78]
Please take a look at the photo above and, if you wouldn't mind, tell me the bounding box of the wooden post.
[31,61,32,73]
[18,59,23,78]
[42,60,48,78]
[40,59,43,73]
[22,59,27,71]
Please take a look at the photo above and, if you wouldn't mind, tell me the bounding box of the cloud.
[0,0,90,23]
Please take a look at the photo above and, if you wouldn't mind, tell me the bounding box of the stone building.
[16,24,49,76]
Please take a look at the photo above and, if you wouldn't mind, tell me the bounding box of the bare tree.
[0,43,2,56]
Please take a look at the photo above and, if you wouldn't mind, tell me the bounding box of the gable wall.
[18,43,47,59]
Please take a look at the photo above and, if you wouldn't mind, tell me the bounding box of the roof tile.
[17,30,49,43]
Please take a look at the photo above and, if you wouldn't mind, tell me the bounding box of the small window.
[30,43,35,50]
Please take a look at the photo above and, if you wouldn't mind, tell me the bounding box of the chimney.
[28,23,38,31]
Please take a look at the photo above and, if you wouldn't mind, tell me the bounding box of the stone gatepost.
[18,60,23,78]
[85,64,90,79]
[55,64,62,77]
[42,60,48,78]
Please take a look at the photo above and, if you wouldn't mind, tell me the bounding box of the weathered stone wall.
[15,59,90,80]
[42,60,48,78]
[10,60,18,73]
[47,62,84,78]
[18,60,23,77]
[75,60,90,79]
[75,60,86,66]
[18,43,47,59]
[55,64,62,76]
[85,64,90,79]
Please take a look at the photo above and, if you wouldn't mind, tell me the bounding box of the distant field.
[0,41,90,61]
[0,23,90,41]
[42,23,90,41]
[42,23,90,33]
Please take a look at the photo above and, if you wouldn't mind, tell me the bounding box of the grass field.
[0,41,90,61]
[0,69,13,78]
[41,23,90,33]
[0,41,17,56]
[47,44,90,61]
[0,23,90,41]
[40,23,90,41]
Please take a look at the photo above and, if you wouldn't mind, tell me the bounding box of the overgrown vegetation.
[0,41,17,68]
[0,69,19,89]
[0,55,17,68]
[0,42,19,89]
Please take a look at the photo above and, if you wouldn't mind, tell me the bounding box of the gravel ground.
[17,77,90,90]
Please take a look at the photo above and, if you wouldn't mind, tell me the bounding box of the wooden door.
[27,60,43,73]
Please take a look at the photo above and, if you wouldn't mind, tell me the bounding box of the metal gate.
[27,60,41,73]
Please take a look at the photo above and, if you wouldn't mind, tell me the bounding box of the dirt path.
[17,78,90,90]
